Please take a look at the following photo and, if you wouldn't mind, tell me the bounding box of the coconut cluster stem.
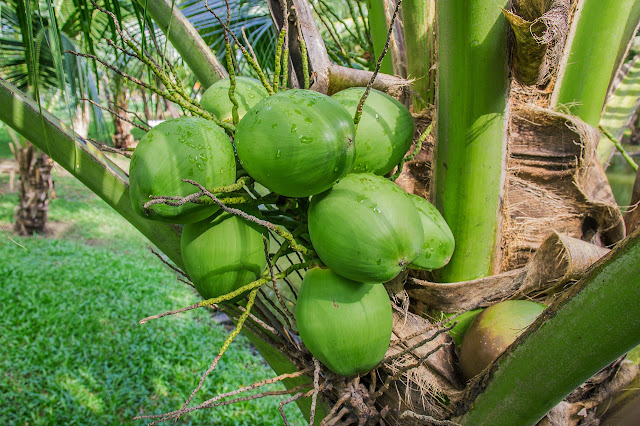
[222,0,240,125]
[274,28,287,92]
[142,176,251,212]
[184,179,314,255]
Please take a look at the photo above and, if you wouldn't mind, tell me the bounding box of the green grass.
[0,171,303,425]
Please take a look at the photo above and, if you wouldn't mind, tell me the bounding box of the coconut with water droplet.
[129,116,235,223]
[308,173,424,282]
[235,89,355,197]
[332,87,415,175]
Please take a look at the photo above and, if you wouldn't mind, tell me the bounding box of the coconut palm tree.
[1,0,640,424]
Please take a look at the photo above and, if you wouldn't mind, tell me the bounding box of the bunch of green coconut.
[129,76,461,377]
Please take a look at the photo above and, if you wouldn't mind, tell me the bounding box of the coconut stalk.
[431,0,510,282]
[133,0,227,88]
[551,0,640,126]
[459,227,640,425]
[401,0,435,110]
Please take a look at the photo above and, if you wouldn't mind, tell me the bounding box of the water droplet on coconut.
[291,124,297,133]
[300,136,313,144]
[276,150,281,158]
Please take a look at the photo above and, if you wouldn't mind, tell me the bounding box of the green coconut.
[295,267,392,376]
[200,77,269,123]
[407,193,455,270]
[308,173,424,283]
[332,87,415,175]
[129,117,236,223]
[234,89,355,197]
[181,207,268,301]
[460,300,546,381]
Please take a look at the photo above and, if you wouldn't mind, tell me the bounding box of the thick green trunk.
[432,0,510,282]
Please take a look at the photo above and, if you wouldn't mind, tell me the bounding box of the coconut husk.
[407,231,609,312]
[504,0,570,86]
[498,103,625,272]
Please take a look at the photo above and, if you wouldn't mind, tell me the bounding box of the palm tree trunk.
[112,85,133,149]
[13,141,54,235]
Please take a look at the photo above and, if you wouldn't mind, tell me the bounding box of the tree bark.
[13,141,54,236]
[112,85,134,150]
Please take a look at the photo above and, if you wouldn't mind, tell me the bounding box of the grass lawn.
[0,167,303,425]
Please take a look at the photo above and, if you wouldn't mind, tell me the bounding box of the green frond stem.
[389,122,432,181]
[133,0,227,87]
[599,126,639,171]
[366,0,394,75]
[0,77,184,269]
[403,0,436,109]
[274,28,287,92]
